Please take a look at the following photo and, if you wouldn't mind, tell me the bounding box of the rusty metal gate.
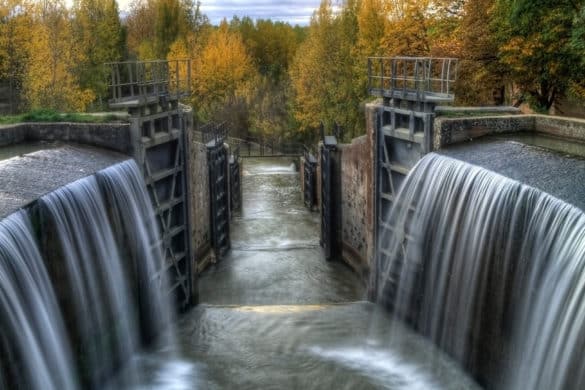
[203,123,231,260]
[229,145,241,214]
[320,135,337,260]
[303,148,317,210]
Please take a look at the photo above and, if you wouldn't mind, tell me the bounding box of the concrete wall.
[533,114,585,141]
[434,114,585,148]
[0,122,132,153]
[433,115,535,149]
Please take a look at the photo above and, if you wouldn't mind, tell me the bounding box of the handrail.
[106,59,191,107]
[367,56,458,103]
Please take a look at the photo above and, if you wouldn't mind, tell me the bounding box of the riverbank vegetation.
[1,0,583,142]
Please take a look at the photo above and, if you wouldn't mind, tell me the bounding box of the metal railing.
[230,136,306,157]
[107,59,191,107]
[200,121,228,146]
[367,57,458,102]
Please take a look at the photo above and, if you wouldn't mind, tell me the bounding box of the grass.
[0,109,128,125]
[435,110,518,118]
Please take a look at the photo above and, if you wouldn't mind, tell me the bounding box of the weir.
[2,55,585,389]
[373,153,585,389]
[0,159,176,388]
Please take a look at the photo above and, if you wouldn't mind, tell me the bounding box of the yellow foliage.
[23,0,94,111]
[190,25,256,120]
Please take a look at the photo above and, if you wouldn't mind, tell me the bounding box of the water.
[0,159,178,389]
[179,157,479,389]
[375,153,585,389]
[0,211,77,389]
[0,141,56,162]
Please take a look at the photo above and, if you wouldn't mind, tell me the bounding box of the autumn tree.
[188,22,257,135]
[569,6,585,101]
[72,0,126,108]
[24,0,93,111]
[0,0,33,113]
[290,0,365,142]
[126,0,201,59]
[452,0,508,105]
[494,0,584,111]
[381,0,432,57]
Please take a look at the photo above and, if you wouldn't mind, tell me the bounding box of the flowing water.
[0,211,77,390]
[0,159,179,389]
[375,153,585,389]
[9,150,581,389]
[159,157,480,389]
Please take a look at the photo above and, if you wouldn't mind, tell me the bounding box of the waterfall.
[375,153,585,389]
[0,159,174,389]
[0,211,77,390]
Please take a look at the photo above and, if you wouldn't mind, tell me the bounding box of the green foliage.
[495,0,584,110]
[73,0,126,109]
[0,109,126,124]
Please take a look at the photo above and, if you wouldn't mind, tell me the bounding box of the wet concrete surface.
[440,134,585,211]
[0,143,128,218]
[143,157,481,389]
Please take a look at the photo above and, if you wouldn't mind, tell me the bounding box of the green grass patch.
[0,109,128,125]
[435,110,518,118]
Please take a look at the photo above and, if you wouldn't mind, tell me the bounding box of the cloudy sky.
[199,0,321,25]
[113,0,321,25]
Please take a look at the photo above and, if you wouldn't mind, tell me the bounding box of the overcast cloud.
[112,0,319,26]
[199,0,321,25]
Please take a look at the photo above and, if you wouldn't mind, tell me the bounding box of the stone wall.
[185,123,214,272]
[338,136,372,278]
[330,104,377,280]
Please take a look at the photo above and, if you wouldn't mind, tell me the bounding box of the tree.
[73,0,126,108]
[290,0,364,142]
[495,0,584,111]
[189,22,257,133]
[24,0,93,111]
[126,0,199,59]
[453,0,508,105]
[0,0,33,113]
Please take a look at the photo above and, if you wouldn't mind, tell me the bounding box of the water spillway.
[0,158,174,389]
[374,153,585,389]
[0,211,77,389]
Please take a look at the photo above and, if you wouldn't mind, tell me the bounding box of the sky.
[113,0,322,26]
[199,0,321,25]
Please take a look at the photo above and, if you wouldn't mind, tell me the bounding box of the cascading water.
[374,153,585,389]
[0,159,175,389]
[97,160,174,346]
[0,211,78,390]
